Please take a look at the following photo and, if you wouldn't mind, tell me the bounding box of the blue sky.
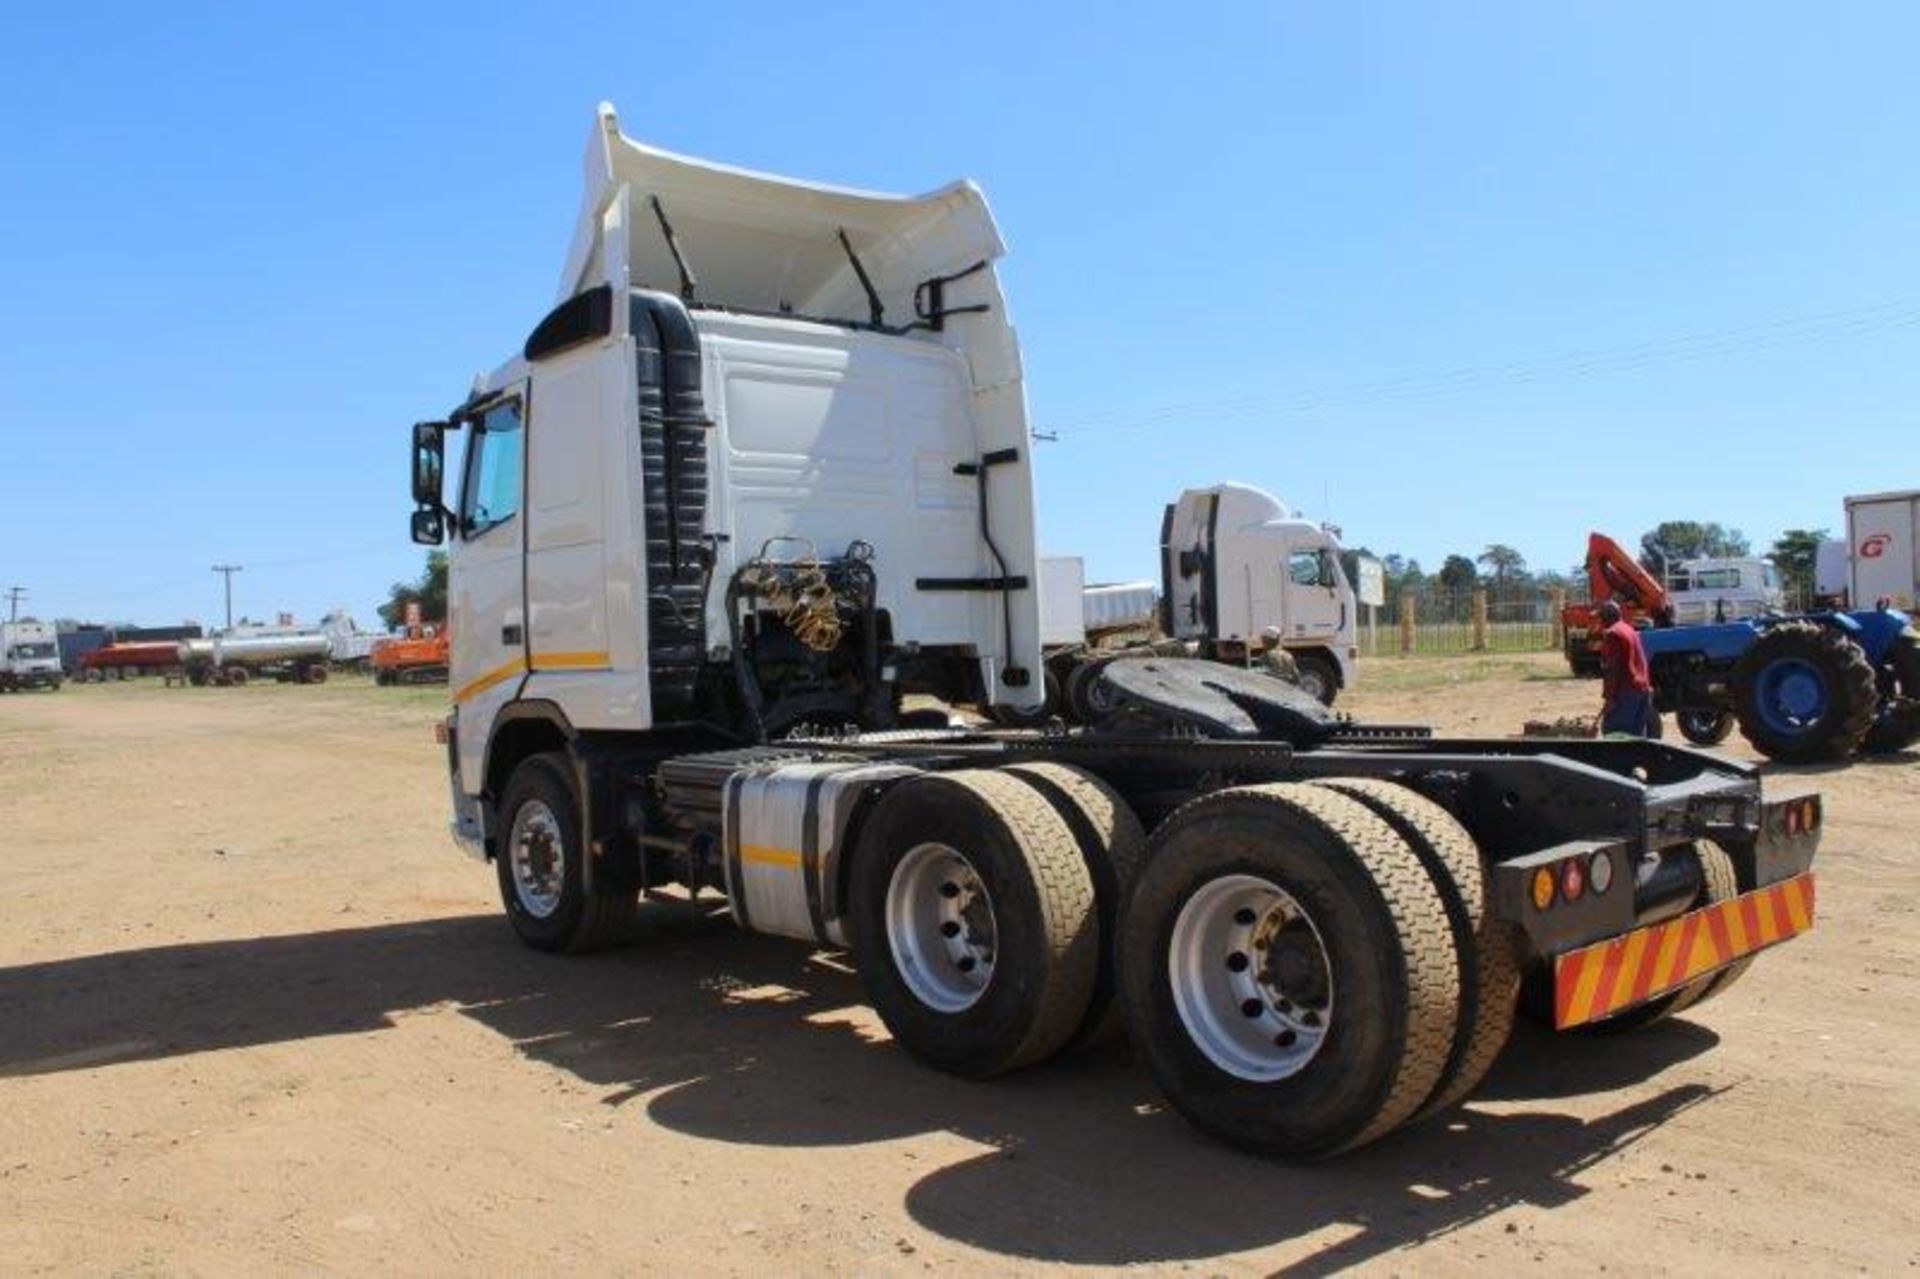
[2,3,1915,626]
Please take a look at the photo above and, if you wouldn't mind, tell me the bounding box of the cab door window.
[461,400,524,539]
[1288,549,1332,588]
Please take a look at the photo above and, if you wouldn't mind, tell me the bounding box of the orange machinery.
[1560,533,1673,676]
[371,625,450,686]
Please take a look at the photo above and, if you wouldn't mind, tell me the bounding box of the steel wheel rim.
[1169,873,1333,1082]
[1756,658,1827,732]
[1295,667,1330,702]
[884,842,997,1013]
[507,799,566,919]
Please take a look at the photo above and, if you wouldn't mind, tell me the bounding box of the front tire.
[1121,784,1459,1158]
[1292,651,1341,706]
[1676,708,1735,747]
[494,752,635,953]
[848,770,1097,1078]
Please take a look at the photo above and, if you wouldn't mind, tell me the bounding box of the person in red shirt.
[1596,599,1656,736]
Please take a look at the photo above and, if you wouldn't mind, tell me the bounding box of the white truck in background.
[1663,556,1785,625]
[0,620,64,692]
[399,105,1825,1160]
[1159,482,1358,702]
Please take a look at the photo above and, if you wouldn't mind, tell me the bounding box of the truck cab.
[1159,482,1358,701]
[0,621,64,691]
[1665,556,1784,625]
[409,104,1044,820]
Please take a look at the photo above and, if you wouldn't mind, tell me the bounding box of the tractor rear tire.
[1676,708,1735,747]
[1120,783,1459,1158]
[1864,631,1920,755]
[1001,762,1147,1049]
[1730,621,1878,762]
[848,770,1098,1078]
[1308,778,1519,1120]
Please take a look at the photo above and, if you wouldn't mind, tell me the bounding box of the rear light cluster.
[1531,849,1615,912]
[1783,798,1821,836]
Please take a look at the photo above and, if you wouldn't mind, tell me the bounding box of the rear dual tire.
[848,769,1099,1077]
[1120,783,1463,1158]
[1307,777,1519,1120]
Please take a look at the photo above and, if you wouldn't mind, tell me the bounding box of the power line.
[1039,296,1920,439]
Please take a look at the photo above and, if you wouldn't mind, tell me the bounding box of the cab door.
[1281,539,1344,641]
[451,387,529,794]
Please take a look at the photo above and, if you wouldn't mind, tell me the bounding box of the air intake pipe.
[629,290,706,427]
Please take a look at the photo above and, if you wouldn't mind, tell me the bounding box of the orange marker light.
[1531,867,1556,911]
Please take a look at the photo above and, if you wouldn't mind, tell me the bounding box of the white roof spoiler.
[557,103,1007,327]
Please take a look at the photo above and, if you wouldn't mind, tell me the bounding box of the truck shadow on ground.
[0,910,1720,1271]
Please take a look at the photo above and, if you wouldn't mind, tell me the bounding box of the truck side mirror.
[410,507,446,546]
[412,421,448,506]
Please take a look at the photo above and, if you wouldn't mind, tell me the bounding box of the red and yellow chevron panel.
[1554,873,1816,1030]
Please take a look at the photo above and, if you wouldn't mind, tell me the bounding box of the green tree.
[1437,554,1478,592]
[1476,543,1528,589]
[378,550,448,630]
[1770,528,1829,604]
[1639,521,1751,576]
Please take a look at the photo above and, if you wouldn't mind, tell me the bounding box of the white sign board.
[1355,556,1385,608]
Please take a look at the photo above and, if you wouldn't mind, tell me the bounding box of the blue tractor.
[1642,608,1920,761]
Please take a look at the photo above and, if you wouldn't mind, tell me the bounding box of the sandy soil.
[2,658,1916,1276]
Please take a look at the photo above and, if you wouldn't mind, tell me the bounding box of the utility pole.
[4,586,23,621]
[211,564,242,632]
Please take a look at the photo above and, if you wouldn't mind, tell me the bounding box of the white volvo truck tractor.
[405,105,1824,1158]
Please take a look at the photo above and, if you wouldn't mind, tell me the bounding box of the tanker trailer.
[179,634,332,686]
[79,641,184,682]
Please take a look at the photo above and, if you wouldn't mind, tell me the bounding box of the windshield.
[10,643,55,659]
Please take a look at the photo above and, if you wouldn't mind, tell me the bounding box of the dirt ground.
[2,656,1916,1276]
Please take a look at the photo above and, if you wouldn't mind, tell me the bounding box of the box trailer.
[1845,490,1920,611]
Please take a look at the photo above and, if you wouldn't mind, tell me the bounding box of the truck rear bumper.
[1553,872,1816,1029]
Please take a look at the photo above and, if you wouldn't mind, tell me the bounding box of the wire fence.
[1358,586,1570,657]
[1356,577,1823,659]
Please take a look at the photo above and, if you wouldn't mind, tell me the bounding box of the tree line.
[1342,518,1832,609]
